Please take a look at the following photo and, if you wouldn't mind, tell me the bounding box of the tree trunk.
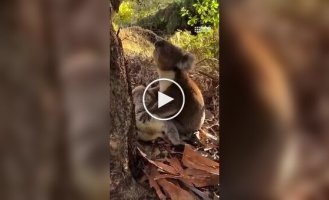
[0,0,110,199]
[109,0,154,199]
[0,1,64,200]
[50,0,110,199]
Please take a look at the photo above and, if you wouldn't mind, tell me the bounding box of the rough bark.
[109,0,154,199]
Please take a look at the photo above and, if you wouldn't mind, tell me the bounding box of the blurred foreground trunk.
[0,0,109,199]
[0,0,67,199]
[222,1,329,199]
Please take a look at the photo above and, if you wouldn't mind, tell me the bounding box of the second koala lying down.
[132,85,182,145]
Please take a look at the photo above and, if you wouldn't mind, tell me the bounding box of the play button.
[158,91,174,108]
[143,78,185,121]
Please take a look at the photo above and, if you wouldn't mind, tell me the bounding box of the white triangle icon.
[158,91,174,108]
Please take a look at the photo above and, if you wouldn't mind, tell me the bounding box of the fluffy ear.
[177,53,195,70]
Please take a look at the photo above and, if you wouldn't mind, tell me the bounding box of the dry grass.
[119,28,155,58]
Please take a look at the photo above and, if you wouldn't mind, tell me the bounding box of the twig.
[120,36,129,41]
[196,70,219,81]
[116,27,121,37]
[195,58,219,66]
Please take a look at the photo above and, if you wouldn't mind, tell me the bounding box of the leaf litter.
[138,143,219,200]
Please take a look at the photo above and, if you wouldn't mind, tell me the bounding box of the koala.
[132,85,182,145]
[134,39,205,144]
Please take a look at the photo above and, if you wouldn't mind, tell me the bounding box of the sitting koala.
[132,85,182,145]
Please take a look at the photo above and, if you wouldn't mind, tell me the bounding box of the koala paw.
[139,112,151,123]
[164,122,183,145]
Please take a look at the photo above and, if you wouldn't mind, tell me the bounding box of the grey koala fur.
[132,85,182,145]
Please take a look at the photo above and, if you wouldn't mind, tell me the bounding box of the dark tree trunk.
[109,0,154,199]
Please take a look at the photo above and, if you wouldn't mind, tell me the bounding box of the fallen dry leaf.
[182,145,219,175]
[183,168,219,187]
[155,158,219,188]
[183,182,212,200]
[138,147,179,175]
[157,178,196,200]
[153,160,179,175]
[154,173,177,180]
[145,167,166,200]
[140,146,219,199]
[169,157,184,173]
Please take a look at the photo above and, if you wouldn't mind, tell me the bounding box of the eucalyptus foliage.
[181,0,219,27]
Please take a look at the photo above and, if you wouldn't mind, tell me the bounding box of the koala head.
[153,40,195,71]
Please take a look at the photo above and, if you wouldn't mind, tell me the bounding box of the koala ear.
[177,53,195,70]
